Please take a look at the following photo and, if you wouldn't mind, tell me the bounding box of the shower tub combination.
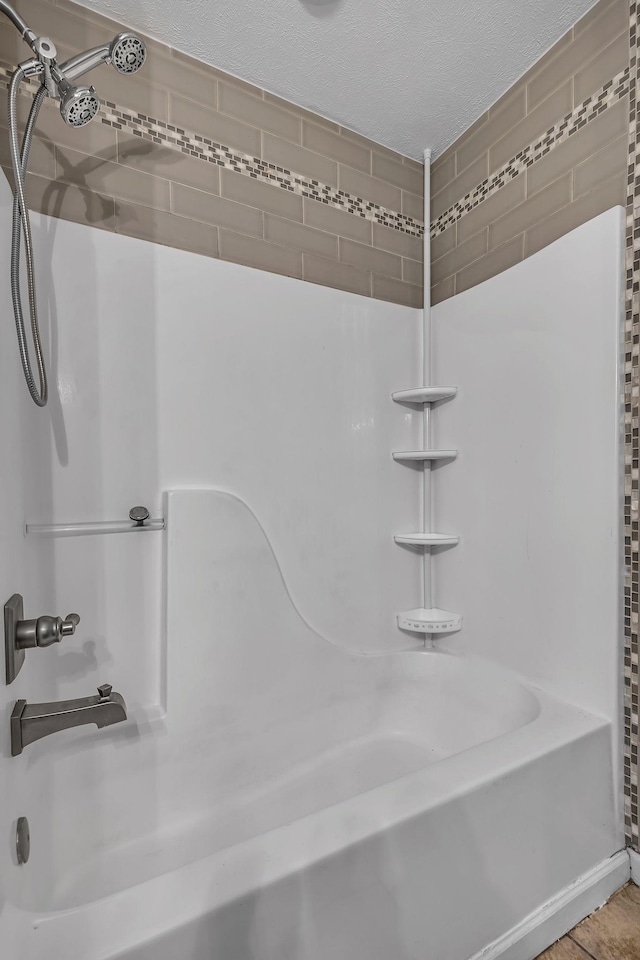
[0,0,625,945]
[2,491,621,960]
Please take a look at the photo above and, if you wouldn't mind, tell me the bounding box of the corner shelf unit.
[391,386,457,404]
[392,383,461,636]
[392,450,457,462]
[397,608,462,634]
[394,532,459,546]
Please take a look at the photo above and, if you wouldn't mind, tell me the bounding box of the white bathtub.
[1,492,620,960]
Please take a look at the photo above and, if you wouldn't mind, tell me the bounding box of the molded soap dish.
[397,608,462,634]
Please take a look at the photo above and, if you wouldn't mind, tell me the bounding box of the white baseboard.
[468,850,630,960]
[631,848,640,886]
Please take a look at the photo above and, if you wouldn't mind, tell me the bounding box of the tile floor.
[537,883,640,959]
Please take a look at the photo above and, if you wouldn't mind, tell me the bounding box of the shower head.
[58,82,99,127]
[58,32,146,84]
[109,33,146,74]
[52,32,146,126]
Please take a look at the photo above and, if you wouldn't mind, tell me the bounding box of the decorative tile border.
[0,65,424,240]
[626,0,639,851]
[431,67,630,239]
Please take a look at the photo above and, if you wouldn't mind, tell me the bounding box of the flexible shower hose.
[8,66,48,406]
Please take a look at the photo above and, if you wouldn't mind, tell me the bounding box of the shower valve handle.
[15,611,81,648]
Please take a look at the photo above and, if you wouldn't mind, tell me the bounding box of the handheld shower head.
[109,33,146,74]
[58,32,146,83]
[52,31,145,126]
[59,82,99,126]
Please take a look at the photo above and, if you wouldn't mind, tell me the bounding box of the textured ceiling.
[73,0,598,159]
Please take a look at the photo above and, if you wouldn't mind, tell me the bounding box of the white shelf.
[397,608,462,634]
[26,518,165,537]
[392,450,457,462]
[391,386,457,404]
[394,532,459,546]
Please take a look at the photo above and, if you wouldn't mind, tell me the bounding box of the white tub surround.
[1,490,620,960]
[0,161,625,960]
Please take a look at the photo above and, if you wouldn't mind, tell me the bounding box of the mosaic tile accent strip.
[431,67,630,240]
[626,0,639,852]
[0,65,423,240]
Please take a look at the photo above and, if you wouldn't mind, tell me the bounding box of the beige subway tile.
[372,152,423,194]
[489,173,572,249]
[263,133,338,185]
[0,127,56,181]
[116,202,219,258]
[438,110,491,176]
[372,274,422,309]
[525,171,626,257]
[431,275,455,305]
[219,229,302,278]
[456,235,524,293]
[575,0,623,34]
[527,97,628,194]
[143,51,218,109]
[402,191,424,219]
[372,222,423,260]
[431,224,456,261]
[432,152,489,219]
[574,31,629,105]
[490,82,573,171]
[456,89,526,175]
[302,123,370,173]
[220,168,302,221]
[166,45,259,96]
[431,153,456,195]
[403,157,424,175]
[100,71,170,124]
[0,10,25,62]
[432,229,488,285]
[55,143,170,209]
[263,92,340,132]
[172,180,263,237]
[169,95,260,156]
[117,131,220,193]
[13,168,117,230]
[457,175,526,243]
[339,126,405,162]
[338,166,402,211]
[220,83,300,143]
[303,199,371,243]
[264,213,338,259]
[527,0,627,109]
[574,134,628,197]
[402,257,422,286]
[303,254,371,297]
[517,30,575,103]
[339,237,402,278]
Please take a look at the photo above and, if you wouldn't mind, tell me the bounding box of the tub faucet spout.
[11,684,127,756]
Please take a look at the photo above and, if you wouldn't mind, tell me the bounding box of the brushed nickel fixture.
[129,505,151,525]
[0,0,146,406]
[4,594,81,684]
[11,684,127,756]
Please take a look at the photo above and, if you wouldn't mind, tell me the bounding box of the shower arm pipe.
[0,1,37,48]
[422,148,432,614]
[58,45,112,83]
